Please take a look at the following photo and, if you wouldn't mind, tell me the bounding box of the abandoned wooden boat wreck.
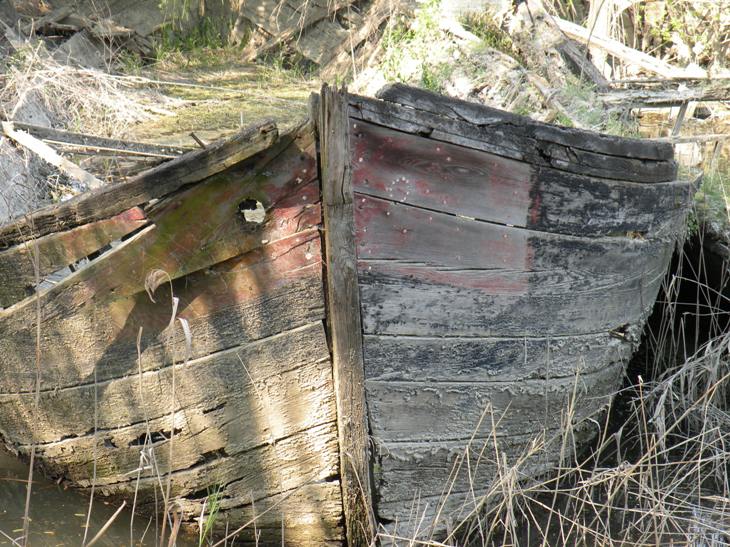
[0,84,695,544]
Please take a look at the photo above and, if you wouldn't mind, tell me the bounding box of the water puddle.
[0,449,196,546]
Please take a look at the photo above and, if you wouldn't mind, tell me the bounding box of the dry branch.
[554,16,706,79]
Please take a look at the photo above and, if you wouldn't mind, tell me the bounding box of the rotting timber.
[0,84,696,545]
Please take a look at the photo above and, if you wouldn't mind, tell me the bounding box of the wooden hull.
[346,86,694,539]
[0,85,695,544]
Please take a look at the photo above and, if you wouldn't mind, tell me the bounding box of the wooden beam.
[600,86,730,108]
[2,121,104,190]
[316,84,374,545]
[10,122,193,158]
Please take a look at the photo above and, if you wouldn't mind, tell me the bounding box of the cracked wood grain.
[317,84,375,546]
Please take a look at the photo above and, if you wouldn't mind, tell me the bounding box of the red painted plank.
[351,120,532,227]
[354,193,530,270]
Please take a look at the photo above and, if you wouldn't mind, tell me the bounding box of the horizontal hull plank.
[372,84,673,162]
[31,370,335,484]
[354,194,673,274]
[164,482,345,545]
[358,265,664,337]
[349,94,677,183]
[0,232,324,393]
[0,207,148,308]
[363,333,632,382]
[96,421,339,505]
[366,361,623,443]
[350,120,693,238]
[373,435,553,528]
[0,321,331,444]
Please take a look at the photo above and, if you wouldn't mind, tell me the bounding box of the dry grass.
[0,42,183,139]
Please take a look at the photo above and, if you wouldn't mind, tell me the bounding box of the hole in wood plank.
[237,199,265,224]
[128,428,182,447]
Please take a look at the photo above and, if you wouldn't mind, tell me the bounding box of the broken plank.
[554,16,703,79]
[351,92,677,183]
[0,119,281,248]
[97,422,339,504]
[555,39,610,90]
[20,6,74,35]
[317,84,375,545]
[247,0,354,59]
[296,18,348,65]
[598,87,723,108]
[0,229,324,393]
[320,0,391,80]
[374,83,673,162]
[0,207,147,308]
[10,122,193,158]
[0,126,317,340]
[2,121,104,190]
[350,119,693,238]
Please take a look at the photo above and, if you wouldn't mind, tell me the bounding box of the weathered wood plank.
[31,355,334,482]
[350,120,694,238]
[0,207,147,308]
[374,84,674,161]
[366,362,624,443]
[245,0,354,58]
[2,121,104,190]
[0,322,331,444]
[317,84,375,545]
[0,230,324,393]
[296,18,348,65]
[0,120,281,248]
[362,333,633,383]
[10,122,193,158]
[350,91,677,183]
[370,362,624,530]
[320,0,391,80]
[355,194,672,273]
[554,16,702,79]
[0,133,318,374]
[171,482,345,545]
[97,422,339,504]
[358,261,666,337]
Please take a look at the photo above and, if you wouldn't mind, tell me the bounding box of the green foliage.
[421,62,453,93]
[198,486,223,546]
[378,0,454,90]
[694,170,730,230]
[154,16,228,59]
[460,13,514,57]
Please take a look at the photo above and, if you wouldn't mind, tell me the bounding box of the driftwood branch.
[554,17,705,79]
